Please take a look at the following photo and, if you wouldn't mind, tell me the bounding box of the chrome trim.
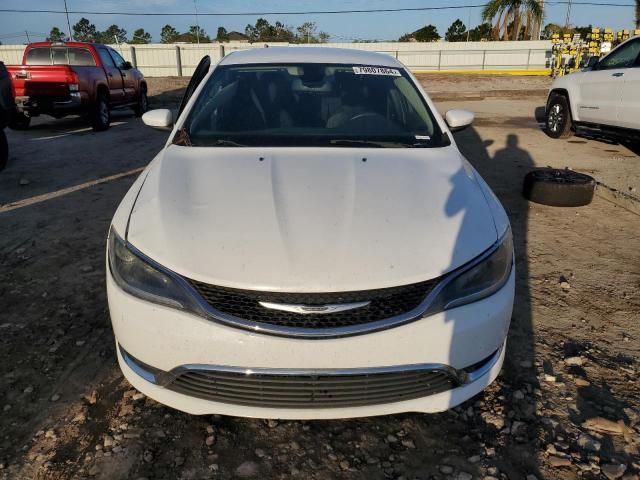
[118,343,504,390]
[258,301,371,315]
[109,228,513,339]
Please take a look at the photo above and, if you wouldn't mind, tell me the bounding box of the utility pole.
[466,7,472,41]
[564,0,572,29]
[64,0,73,40]
[194,0,200,45]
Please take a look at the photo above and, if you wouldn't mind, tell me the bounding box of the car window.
[25,48,52,65]
[97,48,116,68]
[596,39,640,70]
[108,48,127,68]
[180,63,448,148]
[51,48,96,66]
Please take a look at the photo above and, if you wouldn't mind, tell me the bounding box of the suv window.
[596,39,640,70]
[97,48,116,68]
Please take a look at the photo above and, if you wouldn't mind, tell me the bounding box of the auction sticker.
[353,66,401,76]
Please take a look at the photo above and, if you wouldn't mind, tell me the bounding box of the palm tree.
[482,0,544,40]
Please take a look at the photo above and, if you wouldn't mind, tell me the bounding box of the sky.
[0,0,636,44]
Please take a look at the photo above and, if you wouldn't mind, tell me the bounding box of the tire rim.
[100,101,109,125]
[548,103,563,133]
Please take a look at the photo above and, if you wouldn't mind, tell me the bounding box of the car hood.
[127,145,498,292]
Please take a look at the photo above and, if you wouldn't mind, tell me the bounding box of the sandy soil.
[0,76,638,480]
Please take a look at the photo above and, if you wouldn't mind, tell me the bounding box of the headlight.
[428,228,513,313]
[108,227,201,312]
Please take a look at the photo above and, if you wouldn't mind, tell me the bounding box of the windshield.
[178,63,449,148]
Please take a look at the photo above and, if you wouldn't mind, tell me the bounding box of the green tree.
[482,0,543,40]
[131,28,151,44]
[189,25,210,42]
[47,26,67,42]
[318,31,330,43]
[445,19,467,42]
[400,25,440,42]
[72,17,99,42]
[100,24,127,44]
[296,21,317,43]
[160,24,179,43]
[216,26,229,42]
[468,23,493,41]
[245,18,294,42]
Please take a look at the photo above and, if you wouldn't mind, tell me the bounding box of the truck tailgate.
[6,65,77,97]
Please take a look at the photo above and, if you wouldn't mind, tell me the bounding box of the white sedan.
[107,47,514,419]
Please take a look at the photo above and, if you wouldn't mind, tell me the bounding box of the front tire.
[133,88,148,117]
[8,112,30,131]
[545,94,574,139]
[91,93,110,132]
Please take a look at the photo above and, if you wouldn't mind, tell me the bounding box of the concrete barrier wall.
[0,40,552,76]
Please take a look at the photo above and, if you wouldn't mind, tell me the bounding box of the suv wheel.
[134,88,148,117]
[8,112,30,131]
[545,94,574,139]
[91,93,111,131]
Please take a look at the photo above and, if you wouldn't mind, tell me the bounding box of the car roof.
[219,47,403,68]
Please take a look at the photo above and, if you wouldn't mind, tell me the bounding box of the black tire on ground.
[545,94,574,139]
[133,87,148,117]
[91,93,110,131]
[523,168,595,207]
[8,112,30,131]
[0,129,7,171]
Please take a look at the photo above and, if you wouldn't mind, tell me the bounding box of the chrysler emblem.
[258,301,370,315]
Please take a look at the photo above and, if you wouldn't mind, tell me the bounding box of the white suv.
[545,36,640,139]
[107,48,514,419]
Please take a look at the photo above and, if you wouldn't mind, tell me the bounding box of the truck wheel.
[523,168,595,207]
[8,112,30,131]
[133,88,148,117]
[0,130,7,171]
[91,93,111,132]
[545,94,574,139]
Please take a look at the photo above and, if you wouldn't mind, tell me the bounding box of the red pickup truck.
[6,41,148,131]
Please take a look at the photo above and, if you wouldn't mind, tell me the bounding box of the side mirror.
[121,61,133,70]
[585,56,599,70]
[445,109,474,132]
[142,109,173,130]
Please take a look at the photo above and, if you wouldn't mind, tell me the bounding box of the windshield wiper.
[329,139,432,148]
[212,139,247,147]
[329,139,397,148]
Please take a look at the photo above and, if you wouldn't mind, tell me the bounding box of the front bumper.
[107,268,514,418]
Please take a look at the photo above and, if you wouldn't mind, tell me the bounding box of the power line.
[0,2,634,18]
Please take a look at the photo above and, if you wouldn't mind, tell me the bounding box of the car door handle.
[108,72,113,77]
[612,72,624,77]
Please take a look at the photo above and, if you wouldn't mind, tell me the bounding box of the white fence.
[0,40,552,77]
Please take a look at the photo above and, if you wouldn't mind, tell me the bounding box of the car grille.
[187,279,439,329]
[166,368,458,408]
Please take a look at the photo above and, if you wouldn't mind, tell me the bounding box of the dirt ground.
[0,75,639,480]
